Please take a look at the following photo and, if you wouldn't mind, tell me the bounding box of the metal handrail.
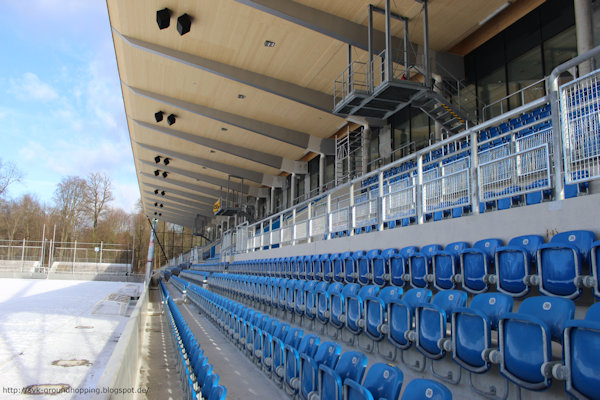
[482,77,549,120]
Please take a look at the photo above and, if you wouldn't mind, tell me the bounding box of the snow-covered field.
[0,279,142,399]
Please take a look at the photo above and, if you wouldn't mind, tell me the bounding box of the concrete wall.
[96,284,148,399]
[234,193,600,260]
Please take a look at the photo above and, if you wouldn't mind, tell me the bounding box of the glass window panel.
[479,67,507,119]
[543,26,577,72]
[507,46,545,109]
[411,110,431,149]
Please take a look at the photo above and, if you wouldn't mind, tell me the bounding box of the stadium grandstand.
[106,0,600,399]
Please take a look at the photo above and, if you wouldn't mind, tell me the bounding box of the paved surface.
[166,281,289,400]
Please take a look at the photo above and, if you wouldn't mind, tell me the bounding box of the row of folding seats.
[185,279,453,400]
[229,230,600,300]
[159,280,227,400]
[207,273,600,398]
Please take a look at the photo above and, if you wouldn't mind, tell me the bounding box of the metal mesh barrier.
[478,144,551,201]
[422,169,470,213]
[330,207,350,233]
[310,214,328,237]
[353,198,378,228]
[382,185,416,222]
[560,71,600,183]
[295,222,308,241]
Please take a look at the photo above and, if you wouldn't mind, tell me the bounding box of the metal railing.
[483,77,549,120]
[216,49,600,255]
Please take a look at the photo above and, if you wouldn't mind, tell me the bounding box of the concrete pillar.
[319,153,326,193]
[433,74,443,143]
[575,0,594,74]
[362,125,371,174]
[144,219,158,285]
[283,180,288,209]
[304,173,311,199]
[290,173,296,206]
[269,187,275,214]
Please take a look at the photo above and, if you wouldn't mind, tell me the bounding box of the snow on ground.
[0,279,143,399]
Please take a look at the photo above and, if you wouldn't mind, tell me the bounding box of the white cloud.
[9,72,59,102]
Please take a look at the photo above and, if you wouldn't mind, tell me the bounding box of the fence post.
[73,240,77,273]
[21,238,25,272]
[99,241,103,264]
[417,154,424,224]
[470,129,480,215]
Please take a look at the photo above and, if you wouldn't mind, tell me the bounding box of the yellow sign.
[213,200,220,213]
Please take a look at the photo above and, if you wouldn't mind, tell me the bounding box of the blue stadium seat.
[309,254,320,280]
[317,282,344,325]
[331,284,360,329]
[494,234,544,297]
[318,351,368,400]
[306,281,329,321]
[390,246,418,288]
[450,293,513,373]
[299,342,342,400]
[537,230,596,299]
[357,249,381,285]
[497,185,522,210]
[345,285,380,335]
[560,303,600,399]
[201,373,219,399]
[459,238,503,294]
[342,363,403,400]
[284,334,320,394]
[334,253,348,282]
[415,290,467,359]
[364,287,403,342]
[593,240,600,298]
[400,379,452,400]
[328,254,341,282]
[262,322,289,374]
[207,385,227,400]
[372,248,397,287]
[409,244,442,288]
[431,242,469,290]
[298,280,318,316]
[344,251,366,284]
[387,289,432,350]
[272,327,304,383]
[496,296,575,390]
[317,254,330,281]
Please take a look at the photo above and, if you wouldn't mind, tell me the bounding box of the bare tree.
[53,176,87,243]
[85,172,114,240]
[0,159,22,198]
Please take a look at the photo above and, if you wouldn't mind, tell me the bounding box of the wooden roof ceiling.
[106,0,540,228]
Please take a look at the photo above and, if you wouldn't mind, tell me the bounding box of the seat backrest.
[518,296,575,342]
[201,373,219,399]
[297,334,320,358]
[473,238,503,258]
[273,322,290,340]
[401,379,452,400]
[314,341,342,368]
[284,327,304,346]
[334,351,368,382]
[507,234,544,259]
[403,289,432,311]
[367,249,382,259]
[444,241,469,256]
[469,293,514,328]
[551,230,596,264]
[362,363,403,400]
[341,283,360,298]
[357,285,379,299]
[328,282,345,295]
[382,248,398,260]
[420,244,443,259]
[586,303,600,321]
[207,385,227,400]
[399,246,418,258]
[431,290,467,317]
[378,286,403,304]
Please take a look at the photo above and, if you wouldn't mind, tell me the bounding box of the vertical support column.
[378,171,385,231]
[368,5,374,92]
[422,0,432,87]
[99,241,103,264]
[362,125,371,174]
[307,201,313,243]
[290,173,296,207]
[280,214,284,245]
[433,75,443,143]
[575,0,594,75]
[144,219,157,285]
[550,78,565,200]
[416,155,424,224]
[21,238,25,272]
[73,240,77,273]
[470,130,480,215]
[292,208,297,245]
[403,19,410,79]
[326,193,332,239]
[348,44,353,93]
[384,0,393,81]
[349,182,355,236]
[260,221,264,249]
[319,153,326,193]
[270,186,275,214]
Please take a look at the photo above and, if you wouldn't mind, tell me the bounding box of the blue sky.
[0,0,138,212]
